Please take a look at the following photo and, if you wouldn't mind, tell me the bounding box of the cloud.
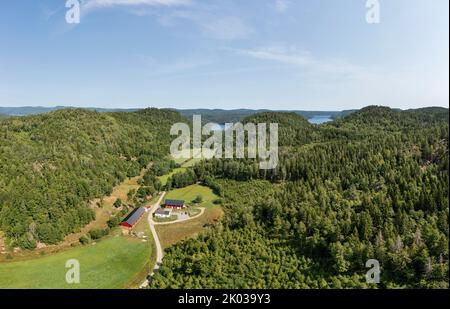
[200,16,252,40]
[234,44,372,79]
[158,10,252,40]
[82,0,191,11]
[80,1,251,40]
[275,0,289,13]
[142,57,213,78]
[238,45,314,66]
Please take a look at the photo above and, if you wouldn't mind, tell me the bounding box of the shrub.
[107,216,122,228]
[87,228,109,240]
[113,198,122,208]
[79,235,91,245]
[193,195,203,203]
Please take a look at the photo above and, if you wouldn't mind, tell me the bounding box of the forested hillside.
[176,109,352,124]
[0,108,186,248]
[152,106,449,288]
[1,105,448,288]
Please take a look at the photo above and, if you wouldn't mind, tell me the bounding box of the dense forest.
[152,106,449,288]
[0,108,185,248]
[0,105,448,288]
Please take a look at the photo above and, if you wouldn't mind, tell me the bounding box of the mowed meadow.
[0,146,158,289]
[0,234,151,289]
[156,184,224,249]
[0,152,220,289]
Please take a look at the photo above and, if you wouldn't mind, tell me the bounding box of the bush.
[107,216,122,228]
[79,235,91,245]
[113,198,122,208]
[16,234,37,250]
[213,198,223,205]
[193,195,203,203]
[87,228,110,240]
[120,207,129,216]
[127,189,136,200]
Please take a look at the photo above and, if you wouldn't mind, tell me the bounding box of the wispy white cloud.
[238,45,314,66]
[157,10,252,40]
[200,16,252,40]
[235,44,369,78]
[81,0,251,40]
[41,6,60,20]
[135,54,213,79]
[83,0,192,11]
[274,0,289,13]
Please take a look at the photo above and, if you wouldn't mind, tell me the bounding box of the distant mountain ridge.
[0,106,138,116]
[175,108,356,123]
[1,106,447,124]
[0,106,355,122]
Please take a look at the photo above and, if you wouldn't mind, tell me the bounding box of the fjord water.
[308,115,333,124]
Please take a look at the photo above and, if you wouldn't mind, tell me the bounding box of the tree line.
[152,106,449,288]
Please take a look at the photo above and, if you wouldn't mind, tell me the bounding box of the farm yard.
[164,184,219,208]
[155,207,223,250]
[0,161,222,289]
[0,169,155,288]
[0,234,151,289]
[155,184,223,249]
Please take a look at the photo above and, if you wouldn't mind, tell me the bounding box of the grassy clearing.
[0,168,155,288]
[164,184,218,208]
[156,184,223,249]
[153,215,178,223]
[188,208,201,216]
[180,158,202,168]
[0,172,146,262]
[156,207,223,250]
[60,173,143,247]
[158,167,187,186]
[158,157,202,186]
[125,211,156,288]
[172,157,189,165]
[0,234,151,289]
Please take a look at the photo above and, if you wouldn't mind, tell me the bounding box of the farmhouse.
[164,199,185,209]
[154,208,173,219]
[120,207,146,228]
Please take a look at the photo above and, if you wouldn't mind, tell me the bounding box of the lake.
[308,115,333,124]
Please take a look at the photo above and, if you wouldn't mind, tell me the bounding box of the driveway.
[139,192,166,288]
[139,195,206,288]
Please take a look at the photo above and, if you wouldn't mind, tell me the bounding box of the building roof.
[155,208,172,216]
[122,207,146,226]
[164,199,185,206]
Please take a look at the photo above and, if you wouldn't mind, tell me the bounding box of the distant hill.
[2,105,446,126]
[336,105,449,130]
[0,106,138,116]
[0,106,354,122]
[176,108,355,123]
[244,111,315,146]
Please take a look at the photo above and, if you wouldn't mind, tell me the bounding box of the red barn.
[164,199,185,209]
[120,207,146,228]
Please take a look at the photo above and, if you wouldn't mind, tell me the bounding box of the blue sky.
[0,0,448,110]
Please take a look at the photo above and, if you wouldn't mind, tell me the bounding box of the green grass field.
[156,207,223,249]
[158,167,187,186]
[180,158,202,168]
[157,184,222,249]
[153,215,178,223]
[164,184,218,208]
[0,235,151,289]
